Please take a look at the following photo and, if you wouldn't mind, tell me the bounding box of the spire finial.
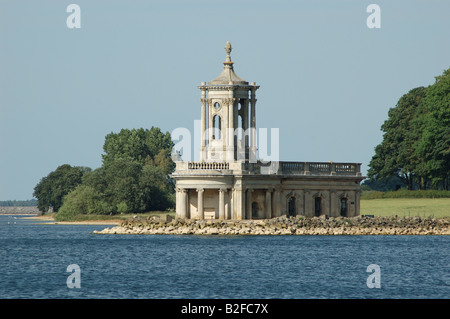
[224,41,233,66]
[225,41,232,55]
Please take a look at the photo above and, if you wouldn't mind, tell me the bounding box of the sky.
[1,0,450,201]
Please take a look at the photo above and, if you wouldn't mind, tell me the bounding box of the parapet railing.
[287,162,361,176]
[187,162,230,170]
[177,161,361,176]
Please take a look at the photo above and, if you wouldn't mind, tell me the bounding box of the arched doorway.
[252,202,259,219]
[340,198,348,217]
[314,197,321,217]
[288,197,296,217]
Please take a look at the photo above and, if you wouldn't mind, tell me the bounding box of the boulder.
[159,214,173,223]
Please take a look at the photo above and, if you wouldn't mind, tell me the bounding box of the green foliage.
[53,127,176,221]
[138,164,175,211]
[361,176,404,192]
[55,185,113,221]
[102,127,174,173]
[33,164,91,212]
[368,86,427,189]
[368,67,450,190]
[416,68,450,189]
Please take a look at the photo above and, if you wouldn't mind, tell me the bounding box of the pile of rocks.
[94,215,450,235]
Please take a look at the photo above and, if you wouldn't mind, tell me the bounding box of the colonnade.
[175,186,360,220]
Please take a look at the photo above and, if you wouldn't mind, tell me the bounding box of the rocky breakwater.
[94,215,450,235]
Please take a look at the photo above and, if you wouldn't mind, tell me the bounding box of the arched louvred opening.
[237,114,243,140]
[212,115,221,139]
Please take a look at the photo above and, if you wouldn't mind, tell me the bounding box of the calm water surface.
[0,215,448,299]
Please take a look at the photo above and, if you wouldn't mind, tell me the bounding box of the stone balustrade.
[176,161,361,176]
[188,162,230,170]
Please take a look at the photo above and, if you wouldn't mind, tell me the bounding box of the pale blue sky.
[1,0,450,200]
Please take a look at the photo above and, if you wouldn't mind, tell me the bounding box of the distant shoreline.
[18,214,120,225]
[0,206,40,215]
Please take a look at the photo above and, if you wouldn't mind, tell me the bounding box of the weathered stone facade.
[171,42,364,220]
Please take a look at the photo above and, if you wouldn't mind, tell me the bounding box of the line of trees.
[0,199,38,207]
[33,127,175,220]
[367,67,450,190]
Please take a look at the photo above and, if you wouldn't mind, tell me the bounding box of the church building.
[171,42,364,220]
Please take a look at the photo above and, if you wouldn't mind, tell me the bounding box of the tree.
[361,176,405,192]
[138,164,174,212]
[100,127,175,212]
[103,157,143,213]
[416,68,450,189]
[102,127,174,168]
[368,87,427,189]
[41,126,176,220]
[33,164,90,212]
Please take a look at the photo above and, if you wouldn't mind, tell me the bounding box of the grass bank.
[361,189,450,199]
[360,197,450,218]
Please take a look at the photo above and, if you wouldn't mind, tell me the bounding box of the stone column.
[272,187,281,217]
[246,188,253,219]
[233,99,239,160]
[265,189,272,219]
[243,99,249,155]
[250,87,257,158]
[200,95,207,160]
[178,188,188,219]
[296,190,304,216]
[175,188,181,219]
[219,188,225,220]
[197,188,204,219]
[224,192,230,220]
[355,190,361,217]
[208,98,214,143]
[234,187,245,220]
[304,190,312,217]
[230,188,235,219]
[330,189,337,217]
[227,97,235,161]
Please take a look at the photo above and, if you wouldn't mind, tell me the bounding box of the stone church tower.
[171,42,364,220]
[199,41,258,163]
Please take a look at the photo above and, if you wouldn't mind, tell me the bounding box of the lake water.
[0,215,449,299]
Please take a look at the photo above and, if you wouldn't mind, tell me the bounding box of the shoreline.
[20,215,121,225]
[94,215,450,236]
